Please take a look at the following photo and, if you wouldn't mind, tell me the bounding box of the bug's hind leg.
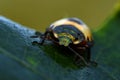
[86,47,91,62]
[73,55,83,66]
[86,47,97,67]
[68,46,89,66]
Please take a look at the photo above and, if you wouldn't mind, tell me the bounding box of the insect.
[31,18,94,66]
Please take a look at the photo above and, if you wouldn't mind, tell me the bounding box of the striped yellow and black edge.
[50,18,93,44]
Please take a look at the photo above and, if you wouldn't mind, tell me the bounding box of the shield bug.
[31,18,95,66]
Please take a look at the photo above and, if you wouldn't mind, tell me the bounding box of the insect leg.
[30,31,48,45]
[86,47,91,62]
[30,31,43,38]
[39,31,49,45]
[86,46,98,66]
[68,46,89,66]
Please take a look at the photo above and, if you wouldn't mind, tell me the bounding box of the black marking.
[68,18,84,25]
[53,25,85,41]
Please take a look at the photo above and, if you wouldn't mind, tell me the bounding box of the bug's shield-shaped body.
[51,18,93,42]
[31,18,95,66]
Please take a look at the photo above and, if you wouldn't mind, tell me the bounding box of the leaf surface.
[0,7,120,80]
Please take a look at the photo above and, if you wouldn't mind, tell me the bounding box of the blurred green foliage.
[0,0,119,31]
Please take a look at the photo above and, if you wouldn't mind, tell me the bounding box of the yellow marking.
[52,19,93,41]
[53,32,58,38]
[58,33,75,41]
[73,40,80,44]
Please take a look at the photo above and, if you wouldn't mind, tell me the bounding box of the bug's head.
[58,33,75,47]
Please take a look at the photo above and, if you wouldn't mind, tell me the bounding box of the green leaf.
[0,6,120,80]
[92,7,120,80]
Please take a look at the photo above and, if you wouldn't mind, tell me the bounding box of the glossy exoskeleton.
[31,18,95,66]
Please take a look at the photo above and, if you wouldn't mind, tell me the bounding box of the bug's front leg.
[30,31,43,38]
[39,31,49,45]
[31,30,49,45]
